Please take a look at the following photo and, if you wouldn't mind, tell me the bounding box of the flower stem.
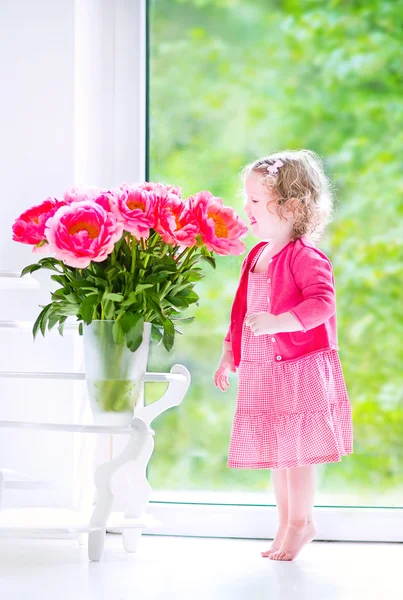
[131,236,137,275]
[180,246,197,270]
[176,246,191,263]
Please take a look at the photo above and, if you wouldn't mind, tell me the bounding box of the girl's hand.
[214,347,236,392]
[245,312,279,335]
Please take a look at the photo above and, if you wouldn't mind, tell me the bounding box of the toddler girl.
[214,149,353,561]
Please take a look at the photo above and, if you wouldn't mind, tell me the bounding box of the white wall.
[0,0,79,509]
[0,0,75,273]
[0,0,145,509]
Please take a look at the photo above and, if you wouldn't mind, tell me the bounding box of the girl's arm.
[223,331,232,346]
[288,246,336,331]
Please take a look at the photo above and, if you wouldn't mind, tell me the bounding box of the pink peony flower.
[63,186,100,204]
[12,198,66,247]
[189,191,248,256]
[112,185,157,239]
[63,186,116,213]
[45,201,123,268]
[139,181,182,199]
[155,195,199,247]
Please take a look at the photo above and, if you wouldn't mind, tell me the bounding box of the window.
[147,0,403,515]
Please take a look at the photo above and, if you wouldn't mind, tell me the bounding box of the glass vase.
[83,320,151,426]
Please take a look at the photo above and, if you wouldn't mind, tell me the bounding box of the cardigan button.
[276,355,282,361]
[268,278,271,283]
[271,337,276,342]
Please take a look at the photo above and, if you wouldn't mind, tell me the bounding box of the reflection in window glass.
[147,0,403,507]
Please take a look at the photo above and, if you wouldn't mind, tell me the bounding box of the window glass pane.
[147,0,403,507]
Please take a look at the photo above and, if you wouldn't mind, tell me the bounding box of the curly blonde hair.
[241,149,334,241]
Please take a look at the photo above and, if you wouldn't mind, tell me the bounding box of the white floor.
[0,534,401,600]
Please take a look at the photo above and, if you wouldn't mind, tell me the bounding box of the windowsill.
[149,489,403,509]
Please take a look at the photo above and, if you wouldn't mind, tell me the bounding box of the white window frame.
[74,0,146,188]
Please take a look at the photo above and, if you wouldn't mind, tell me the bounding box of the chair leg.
[122,528,142,553]
[88,528,107,561]
[87,418,149,561]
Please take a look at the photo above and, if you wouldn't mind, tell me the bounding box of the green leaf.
[126,315,145,352]
[177,289,199,303]
[32,305,48,339]
[165,294,189,308]
[86,273,108,287]
[200,255,216,269]
[151,324,163,343]
[183,270,204,282]
[103,299,115,320]
[47,312,60,331]
[21,263,42,277]
[171,316,195,325]
[38,257,59,266]
[162,318,175,352]
[105,267,121,280]
[148,297,166,320]
[69,280,97,291]
[121,291,140,308]
[58,304,80,316]
[148,292,173,318]
[168,282,191,295]
[51,274,68,286]
[34,258,62,272]
[103,292,124,302]
[112,319,126,345]
[183,255,201,269]
[32,303,54,338]
[146,272,172,283]
[57,316,68,336]
[120,271,133,285]
[51,288,69,298]
[120,312,137,333]
[40,304,55,336]
[135,283,154,292]
[80,294,99,323]
[65,293,79,303]
[91,262,107,277]
[153,264,177,273]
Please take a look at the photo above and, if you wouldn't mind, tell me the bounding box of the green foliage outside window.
[147,0,403,506]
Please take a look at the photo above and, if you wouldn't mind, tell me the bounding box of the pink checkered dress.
[227,248,353,470]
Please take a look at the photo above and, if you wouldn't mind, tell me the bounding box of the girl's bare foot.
[269,520,316,561]
[261,523,288,558]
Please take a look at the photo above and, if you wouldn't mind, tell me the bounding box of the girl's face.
[244,171,293,239]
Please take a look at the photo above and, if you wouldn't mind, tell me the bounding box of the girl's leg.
[261,468,289,557]
[270,465,317,561]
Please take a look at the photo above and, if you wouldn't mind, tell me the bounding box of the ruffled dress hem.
[227,452,352,470]
[228,394,353,470]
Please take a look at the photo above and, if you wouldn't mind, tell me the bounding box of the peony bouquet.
[12,182,248,353]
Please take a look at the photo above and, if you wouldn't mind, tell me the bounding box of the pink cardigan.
[224,236,339,367]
